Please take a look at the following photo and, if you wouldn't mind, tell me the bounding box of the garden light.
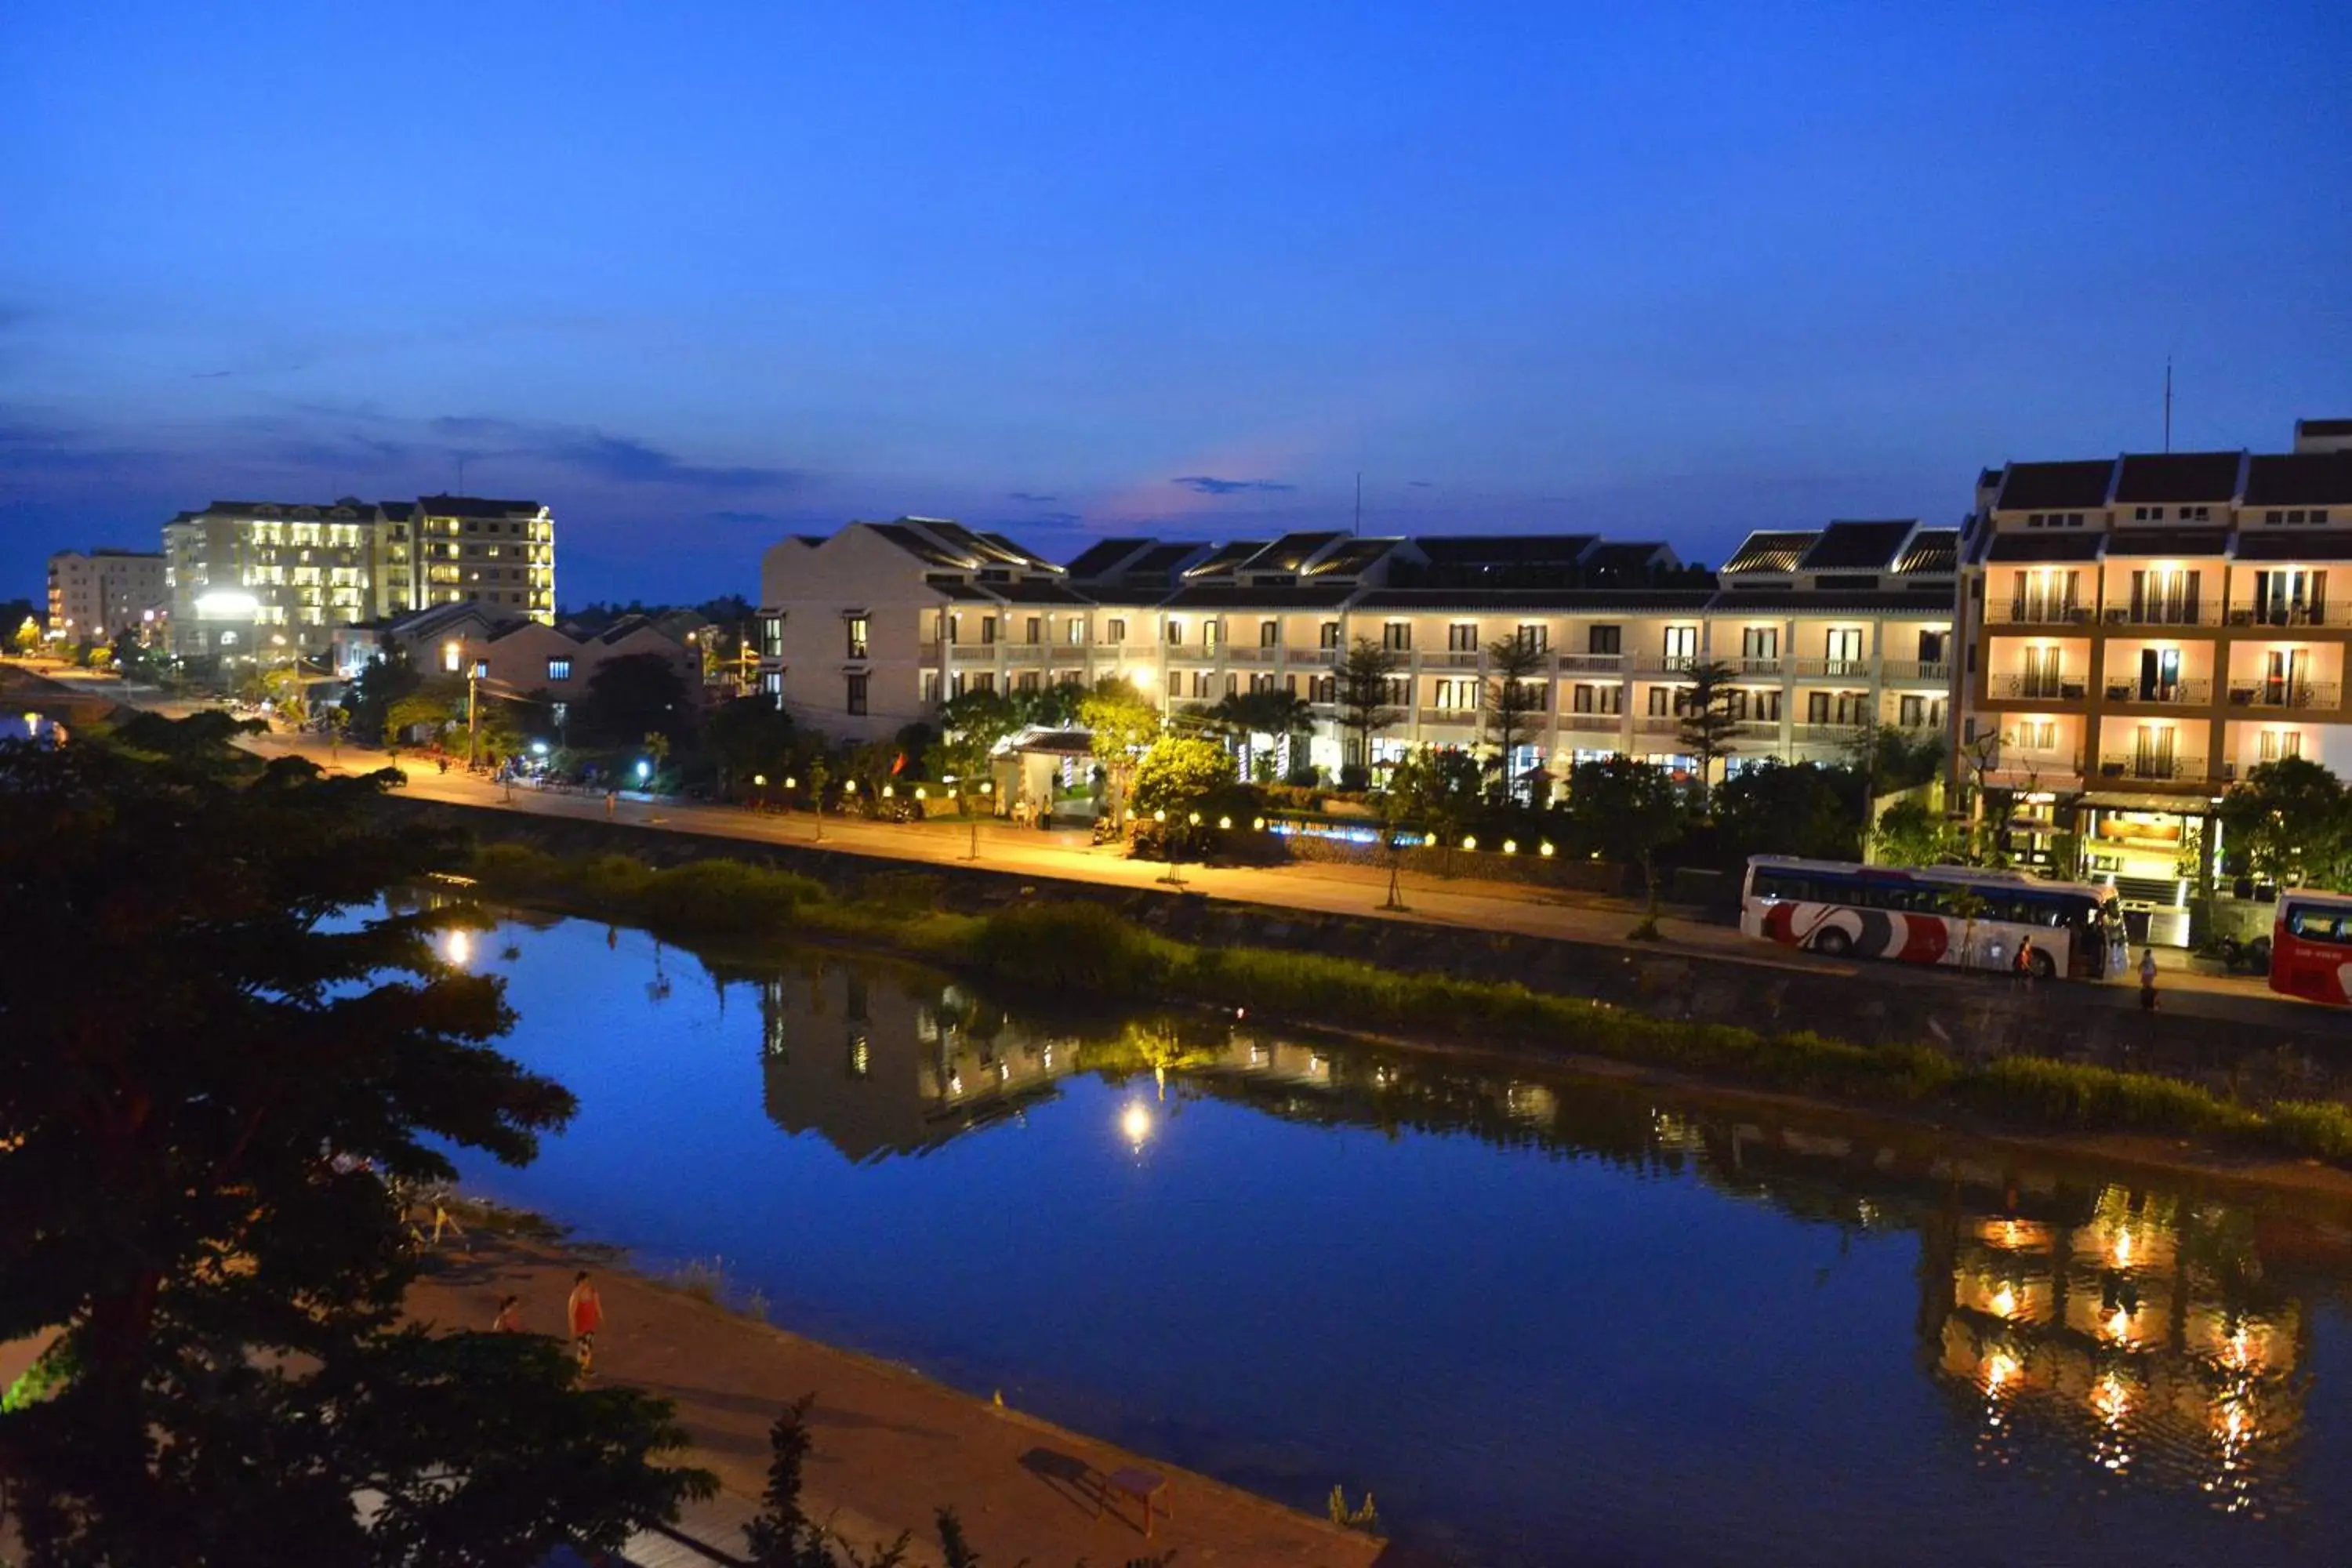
[1218,815,1232,829]
[1540,841,1555,857]
[753,773,766,786]
[1461,835,1477,851]
[1503,840,1518,855]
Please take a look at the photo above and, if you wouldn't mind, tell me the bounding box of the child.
[567,1270,604,1376]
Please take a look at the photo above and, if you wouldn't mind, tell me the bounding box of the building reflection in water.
[750,956,2345,1519]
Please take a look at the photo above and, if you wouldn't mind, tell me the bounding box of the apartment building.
[757,516,1957,787]
[46,548,166,643]
[162,495,556,660]
[1959,419,2352,909]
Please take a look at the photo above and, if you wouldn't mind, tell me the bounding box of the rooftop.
[418,494,546,520]
[1796,520,1916,572]
[1721,531,1818,575]
[1997,460,2115,512]
[2112,451,2244,504]
[2245,452,2352,507]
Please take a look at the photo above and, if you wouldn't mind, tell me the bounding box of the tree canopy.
[1129,734,1238,819]
[1334,637,1401,775]
[1481,638,1550,803]
[2217,757,2352,889]
[1077,675,1161,826]
[579,653,691,747]
[0,720,711,1561]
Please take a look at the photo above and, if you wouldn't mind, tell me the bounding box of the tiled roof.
[2112,451,2243,503]
[1064,538,1154,578]
[1352,587,1711,612]
[1721,531,1819,574]
[419,494,544,519]
[1301,537,1403,578]
[2245,453,2352,507]
[1893,528,1961,575]
[1181,540,1270,578]
[1160,583,1355,609]
[1797,520,1916,572]
[868,523,968,568]
[1998,460,2114,511]
[1984,533,2106,563]
[378,501,417,521]
[1581,542,1675,572]
[1240,532,1345,574]
[1126,542,1208,575]
[1705,590,1954,615]
[986,580,1094,605]
[2234,530,2352,561]
[2101,527,2230,558]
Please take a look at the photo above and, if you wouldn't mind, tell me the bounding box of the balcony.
[1632,655,1700,677]
[2103,602,2219,628]
[1880,660,1951,684]
[1991,601,2091,627]
[1791,658,1875,680]
[2096,752,2209,782]
[2100,678,2210,707]
[1294,648,1341,666]
[1434,651,1483,669]
[2225,680,2341,710]
[2226,601,2352,629]
[1633,716,1682,735]
[1731,657,1783,677]
[1556,652,1626,674]
[1987,673,2089,702]
[1791,722,1867,745]
[919,641,942,662]
[1001,644,1049,662]
[1417,708,1479,727]
[1224,646,1279,664]
[1560,713,1624,733]
[950,644,1000,662]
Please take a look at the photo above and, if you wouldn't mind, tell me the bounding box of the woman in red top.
[567,1270,604,1376]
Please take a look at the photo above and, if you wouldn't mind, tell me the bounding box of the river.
[437,911,2352,1565]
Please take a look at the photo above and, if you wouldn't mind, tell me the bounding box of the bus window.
[2288,906,2352,944]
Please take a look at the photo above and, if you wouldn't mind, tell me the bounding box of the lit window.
[547,657,572,681]
[846,615,869,659]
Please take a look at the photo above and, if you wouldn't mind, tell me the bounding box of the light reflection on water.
[443,913,2352,1566]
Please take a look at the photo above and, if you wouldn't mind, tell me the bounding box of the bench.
[1099,1466,1171,1537]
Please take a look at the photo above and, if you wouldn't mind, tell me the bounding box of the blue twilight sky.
[4,2,2350,606]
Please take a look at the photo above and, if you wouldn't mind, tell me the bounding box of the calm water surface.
[441,913,2352,1566]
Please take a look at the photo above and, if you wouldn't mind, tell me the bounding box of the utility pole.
[466,667,479,769]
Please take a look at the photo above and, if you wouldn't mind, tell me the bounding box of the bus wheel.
[1812,927,1854,956]
[2030,949,2057,980]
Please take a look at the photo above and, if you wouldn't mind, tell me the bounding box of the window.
[1647,686,1677,717]
[1250,672,1276,693]
[973,672,995,694]
[472,659,488,679]
[1319,621,1341,648]
[1065,618,1085,644]
[1260,619,1279,648]
[1918,630,1947,665]
[1662,626,1697,666]
[1434,677,1475,710]
[1516,622,1548,653]
[2021,645,2063,699]
[1192,671,1214,699]
[1107,617,1127,644]
[2134,506,2165,522]
[1018,670,1040,692]
[1806,691,1831,724]
[845,673,868,716]
[546,657,572,681]
[757,615,783,659]
[1202,619,1221,651]
[1166,619,1184,645]
[441,643,463,673]
[845,615,869,659]
[1824,628,1863,672]
[1741,626,1778,663]
[1168,671,1183,696]
[920,670,941,704]
[979,615,997,645]
[1025,616,1043,644]
[1751,688,1782,720]
[1383,622,1412,652]
[1312,674,1337,704]
[1588,625,1621,655]
[1572,683,1623,715]
[2260,729,2303,762]
[1382,675,1411,706]
[1448,622,1479,652]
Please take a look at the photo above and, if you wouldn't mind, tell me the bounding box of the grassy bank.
[466,843,2352,1170]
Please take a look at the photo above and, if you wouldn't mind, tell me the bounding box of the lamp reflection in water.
[443,927,473,967]
[1120,1100,1153,1152]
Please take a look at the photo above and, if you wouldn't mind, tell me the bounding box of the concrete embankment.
[386,797,2351,1103]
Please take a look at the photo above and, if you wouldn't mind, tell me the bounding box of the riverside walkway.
[409,1232,1384,1568]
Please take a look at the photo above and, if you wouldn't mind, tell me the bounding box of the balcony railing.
[1731,657,1783,677]
[2096,753,2209,782]
[1417,708,1479,727]
[2226,601,2352,628]
[1991,601,2091,626]
[1987,673,2089,701]
[1880,660,1951,684]
[1791,658,1875,680]
[1791,722,1867,744]
[1634,715,1682,735]
[1295,648,1341,666]
[1434,651,1483,669]
[1002,644,1049,662]
[2103,602,2220,628]
[2225,681,2341,710]
[1556,652,1626,674]
[1632,655,1700,676]
[1223,646,1279,663]
[1560,713,1624,732]
[919,641,942,662]
[950,644,1000,662]
[2099,677,2211,706]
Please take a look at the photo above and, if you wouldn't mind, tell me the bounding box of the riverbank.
[405,1225,1386,1568]
[453,842,2352,1185]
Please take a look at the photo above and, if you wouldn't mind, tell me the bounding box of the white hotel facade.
[757,515,1958,786]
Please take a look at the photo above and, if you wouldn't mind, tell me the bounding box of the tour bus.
[2267,891,2352,1006]
[1742,856,2130,981]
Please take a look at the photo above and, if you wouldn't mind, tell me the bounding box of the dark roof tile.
[1721,531,1819,574]
[1998,460,2114,511]
[2233,530,2352,561]
[419,494,544,519]
[2112,451,2243,503]
[1984,533,2106,563]
[1797,520,1916,572]
[2245,453,2352,507]
[1064,538,1154,578]
[2101,527,2230,557]
[1410,534,1598,567]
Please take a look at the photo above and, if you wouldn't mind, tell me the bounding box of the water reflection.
[742,958,2344,1526]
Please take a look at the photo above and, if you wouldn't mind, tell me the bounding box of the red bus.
[2267,891,2352,1005]
[1743,856,2129,981]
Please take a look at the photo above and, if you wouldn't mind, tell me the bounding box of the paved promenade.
[410,1233,1385,1568]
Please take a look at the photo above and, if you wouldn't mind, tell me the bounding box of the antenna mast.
[1353,472,1362,537]
[2163,358,2173,453]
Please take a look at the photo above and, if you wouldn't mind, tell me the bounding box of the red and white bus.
[2267,891,2352,1006]
[1742,856,2129,981]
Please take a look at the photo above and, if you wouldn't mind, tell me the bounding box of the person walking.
[604,789,618,818]
[567,1270,604,1377]
[2139,946,2160,1011]
[2013,934,2036,989]
[492,1294,523,1333]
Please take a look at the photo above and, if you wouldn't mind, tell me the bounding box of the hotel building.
[162,495,555,660]
[1959,419,2352,913]
[757,515,1958,786]
[46,547,167,644]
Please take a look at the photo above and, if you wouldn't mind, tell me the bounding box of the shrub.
[469,842,567,892]
[964,903,1178,996]
[1960,1054,2249,1136]
[2263,1098,2352,1160]
[629,859,824,933]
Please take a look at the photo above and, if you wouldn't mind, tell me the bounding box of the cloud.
[1007,490,1059,503]
[1172,475,1296,495]
[424,416,808,492]
[1407,479,1434,488]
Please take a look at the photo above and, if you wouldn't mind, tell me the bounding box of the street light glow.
[1120,1101,1153,1149]
[636,760,652,781]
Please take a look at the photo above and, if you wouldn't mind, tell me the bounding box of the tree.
[1481,637,1551,804]
[343,652,423,745]
[13,614,44,656]
[936,688,1021,804]
[1130,734,1237,819]
[701,696,798,798]
[1077,674,1161,829]
[579,653,691,747]
[1674,660,1740,811]
[1716,760,1865,868]
[2217,757,2352,890]
[1334,638,1401,779]
[1871,796,1957,868]
[1565,756,1689,934]
[1203,688,1312,784]
[386,681,466,748]
[0,719,712,1561]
